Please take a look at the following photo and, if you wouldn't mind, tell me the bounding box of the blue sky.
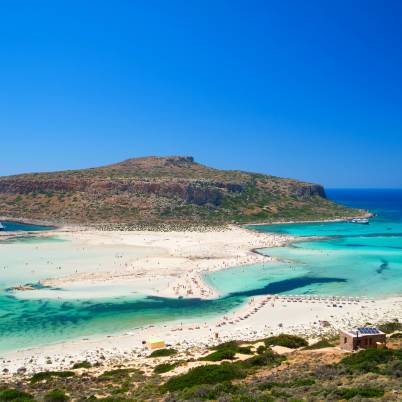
[1,0,401,187]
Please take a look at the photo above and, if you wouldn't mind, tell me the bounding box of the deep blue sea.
[0,221,52,232]
[0,189,401,351]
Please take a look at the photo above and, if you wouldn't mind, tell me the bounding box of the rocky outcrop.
[0,176,325,206]
[293,184,326,198]
[0,177,245,206]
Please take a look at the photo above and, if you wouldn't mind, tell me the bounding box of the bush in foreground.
[240,350,285,369]
[163,363,245,392]
[176,382,273,402]
[335,387,384,399]
[72,361,91,369]
[30,371,75,384]
[44,390,69,402]
[0,388,34,401]
[154,363,177,374]
[200,349,236,362]
[99,368,144,381]
[378,321,402,334]
[201,341,253,361]
[212,341,253,354]
[263,334,308,349]
[148,348,177,358]
[339,348,401,373]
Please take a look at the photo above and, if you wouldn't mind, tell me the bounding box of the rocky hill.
[0,156,364,227]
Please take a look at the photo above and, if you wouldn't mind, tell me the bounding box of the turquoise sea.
[0,189,401,352]
[211,189,402,298]
[0,221,53,232]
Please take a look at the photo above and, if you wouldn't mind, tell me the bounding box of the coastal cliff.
[0,156,364,227]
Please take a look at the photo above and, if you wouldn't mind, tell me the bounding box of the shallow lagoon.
[0,189,401,352]
[236,189,402,298]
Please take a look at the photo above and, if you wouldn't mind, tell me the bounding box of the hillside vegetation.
[0,156,365,227]
[1,333,401,401]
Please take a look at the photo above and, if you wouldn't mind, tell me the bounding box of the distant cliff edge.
[0,156,365,228]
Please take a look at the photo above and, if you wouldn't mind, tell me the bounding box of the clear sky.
[1,0,401,188]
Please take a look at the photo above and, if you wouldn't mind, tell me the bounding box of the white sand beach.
[1,225,401,376]
[11,225,289,300]
[1,293,401,376]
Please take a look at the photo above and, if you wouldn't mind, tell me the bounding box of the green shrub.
[339,348,400,373]
[336,387,384,399]
[240,350,285,368]
[30,371,75,383]
[258,382,285,390]
[292,378,315,386]
[256,345,266,354]
[148,348,177,358]
[236,346,253,355]
[383,360,402,377]
[100,368,143,381]
[44,390,69,402]
[271,389,291,398]
[378,321,402,334]
[237,346,254,355]
[390,332,402,339]
[200,341,254,362]
[210,341,233,350]
[211,341,240,351]
[0,389,34,401]
[72,361,91,369]
[163,363,245,392]
[154,363,177,374]
[178,382,239,401]
[264,334,307,348]
[200,349,236,361]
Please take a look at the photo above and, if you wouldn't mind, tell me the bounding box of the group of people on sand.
[171,273,215,298]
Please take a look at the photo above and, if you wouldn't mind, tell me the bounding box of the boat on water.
[0,222,4,231]
[350,218,370,225]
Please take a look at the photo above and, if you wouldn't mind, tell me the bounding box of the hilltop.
[0,156,364,227]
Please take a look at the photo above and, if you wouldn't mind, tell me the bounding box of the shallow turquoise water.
[0,189,401,352]
[237,189,402,298]
[0,291,245,352]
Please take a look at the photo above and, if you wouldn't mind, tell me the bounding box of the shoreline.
[1,294,401,376]
[1,215,401,377]
[244,211,374,227]
[0,209,373,233]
